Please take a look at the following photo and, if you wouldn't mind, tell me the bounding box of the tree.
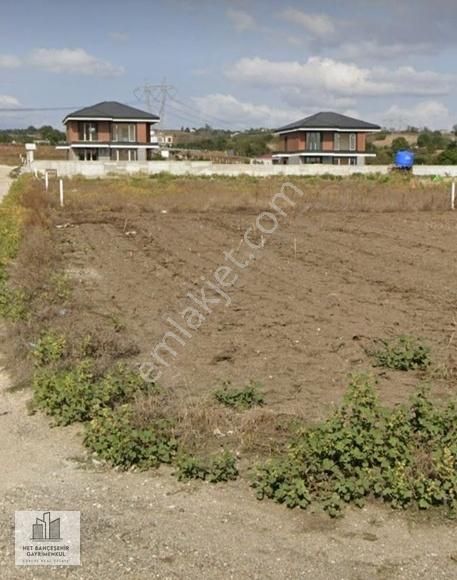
[39,125,65,145]
[391,137,409,152]
[437,142,457,165]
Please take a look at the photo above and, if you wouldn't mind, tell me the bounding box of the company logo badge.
[15,511,80,566]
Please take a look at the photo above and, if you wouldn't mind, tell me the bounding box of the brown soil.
[55,197,457,424]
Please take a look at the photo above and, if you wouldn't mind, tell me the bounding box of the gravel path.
[0,165,12,201]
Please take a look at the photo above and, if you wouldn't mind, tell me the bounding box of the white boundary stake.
[59,178,64,207]
[451,181,456,211]
[44,171,49,191]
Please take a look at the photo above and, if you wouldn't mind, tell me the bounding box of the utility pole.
[134,79,175,129]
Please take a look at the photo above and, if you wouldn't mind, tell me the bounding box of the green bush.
[175,451,239,483]
[32,362,151,425]
[32,361,96,425]
[214,381,264,410]
[84,405,177,469]
[251,374,457,516]
[32,332,66,366]
[371,335,431,371]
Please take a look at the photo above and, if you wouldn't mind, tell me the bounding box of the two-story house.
[60,101,161,161]
[273,112,381,166]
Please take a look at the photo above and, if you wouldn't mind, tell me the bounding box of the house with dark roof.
[59,101,160,161]
[273,112,381,166]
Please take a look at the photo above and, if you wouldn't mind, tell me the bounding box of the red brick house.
[59,101,160,161]
[273,112,381,166]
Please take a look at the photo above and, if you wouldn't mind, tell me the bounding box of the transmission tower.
[134,79,175,129]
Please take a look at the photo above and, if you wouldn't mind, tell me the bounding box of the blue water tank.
[395,150,415,169]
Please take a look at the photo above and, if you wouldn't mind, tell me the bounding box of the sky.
[1,0,457,131]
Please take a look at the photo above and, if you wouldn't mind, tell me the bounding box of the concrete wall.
[413,166,457,177]
[27,159,457,178]
[28,159,391,177]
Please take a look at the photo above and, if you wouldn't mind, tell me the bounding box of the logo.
[15,510,80,566]
[32,512,61,541]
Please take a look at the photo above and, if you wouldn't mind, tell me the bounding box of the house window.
[112,149,138,161]
[79,122,98,142]
[334,133,341,151]
[77,148,98,161]
[112,123,137,142]
[349,133,357,151]
[307,132,321,151]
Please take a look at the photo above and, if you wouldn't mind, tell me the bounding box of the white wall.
[27,160,457,178]
[413,166,457,177]
[28,160,392,178]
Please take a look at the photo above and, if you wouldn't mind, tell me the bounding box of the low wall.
[413,166,457,177]
[26,160,457,178]
[28,160,391,178]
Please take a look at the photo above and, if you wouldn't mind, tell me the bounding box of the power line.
[169,95,234,128]
[134,79,176,129]
[0,106,79,112]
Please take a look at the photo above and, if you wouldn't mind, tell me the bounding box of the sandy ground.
[0,165,11,201]
[1,174,457,578]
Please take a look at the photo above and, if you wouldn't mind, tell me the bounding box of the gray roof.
[277,112,380,133]
[64,101,159,122]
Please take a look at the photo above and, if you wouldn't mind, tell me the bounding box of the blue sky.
[1,0,457,130]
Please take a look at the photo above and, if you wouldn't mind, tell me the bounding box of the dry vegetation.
[0,144,66,166]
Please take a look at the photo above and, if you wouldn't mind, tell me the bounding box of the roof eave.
[64,116,160,123]
[275,127,381,135]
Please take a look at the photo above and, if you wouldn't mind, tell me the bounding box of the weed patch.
[214,382,264,410]
[252,374,457,516]
[84,405,177,469]
[175,450,239,483]
[32,361,152,426]
[371,335,431,371]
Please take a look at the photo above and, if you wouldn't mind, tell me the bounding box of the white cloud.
[226,56,454,98]
[0,95,20,108]
[0,54,21,68]
[227,8,256,31]
[28,48,124,76]
[282,9,336,39]
[381,101,452,130]
[338,40,434,61]
[192,93,302,128]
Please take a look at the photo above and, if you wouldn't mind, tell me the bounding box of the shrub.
[32,331,66,366]
[32,362,152,425]
[214,381,264,410]
[251,374,457,516]
[32,361,96,425]
[84,405,177,469]
[371,335,430,371]
[176,451,239,483]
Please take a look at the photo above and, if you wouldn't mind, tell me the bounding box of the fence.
[26,160,457,179]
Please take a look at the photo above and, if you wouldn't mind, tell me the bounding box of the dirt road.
[0,165,12,201]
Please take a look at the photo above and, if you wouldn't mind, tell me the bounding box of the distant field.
[0,144,66,166]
